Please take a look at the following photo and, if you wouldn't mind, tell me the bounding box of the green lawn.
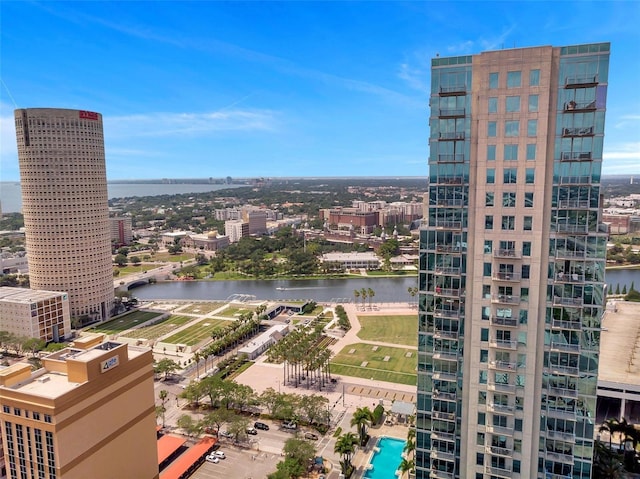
[113,263,161,275]
[90,311,162,334]
[216,306,256,319]
[356,315,418,347]
[121,314,194,341]
[330,343,417,385]
[178,302,227,315]
[162,318,230,345]
[153,252,195,263]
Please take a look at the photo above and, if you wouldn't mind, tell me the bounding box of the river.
[131,277,419,303]
[130,269,638,302]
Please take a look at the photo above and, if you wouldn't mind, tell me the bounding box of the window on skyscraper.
[503,168,517,183]
[505,120,519,137]
[503,192,516,207]
[504,144,518,161]
[526,144,536,160]
[507,71,522,88]
[527,119,538,137]
[489,72,499,89]
[488,97,498,113]
[488,121,497,137]
[528,94,539,112]
[506,96,520,112]
[524,192,534,207]
[487,144,496,161]
[529,69,541,86]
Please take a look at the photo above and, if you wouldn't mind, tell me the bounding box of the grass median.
[330,343,417,386]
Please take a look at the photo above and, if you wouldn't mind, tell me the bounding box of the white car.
[205,454,219,463]
[213,451,226,459]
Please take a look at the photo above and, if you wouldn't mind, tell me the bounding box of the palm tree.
[398,458,415,479]
[599,418,621,450]
[367,288,375,309]
[360,288,367,308]
[193,351,201,378]
[159,390,169,427]
[334,432,358,476]
[353,289,360,305]
[351,406,374,446]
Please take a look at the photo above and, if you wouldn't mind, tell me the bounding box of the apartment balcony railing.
[564,100,597,111]
[432,411,456,422]
[559,175,592,185]
[434,244,463,254]
[434,287,462,298]
[430,449,456,462]
[430,429,456,441]
[493,272,521,281]
[433,308,461,319]
[551,319,583,331]
[489,339,518,350]
[550,341,581,353]
[555,249,587,259]
[561,151,593,161]
[555,272,585,283]
[545,450,575,465]
[432,390,457,402]
[433,350,459,362]
[487,403,515,414]
[490,316,518,328]
[434,266,462,275]
[565,75,598,87]
[433,329,459,340]
[486,445,512,457]
[436,153,466,163]
[546,407,578,421]
[432,371,457,382]
[556,224,589,234]
[484,465,513,478]
[435,175,465,185]
[489,360,517,371]
[546,429,576,443]
[430,469,455,479]
[548,363,580,376]
[546,474,576,479]
[485,424,514,437]
[492,294,520,305]
[438,108,466,117]
[435,221,463,230]
[487,382,516,394]
[435,198,465,207]
[557,199,591,209]
[552,296,584,307]
[494,248,521,259]
[438,132,465,140]
[439,85,467,95]
[547,386,578,399]
[563,126,594,137]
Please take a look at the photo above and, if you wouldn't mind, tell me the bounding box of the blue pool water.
[363,437,406,479]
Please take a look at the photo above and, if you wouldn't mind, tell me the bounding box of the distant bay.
[0,182,243,213]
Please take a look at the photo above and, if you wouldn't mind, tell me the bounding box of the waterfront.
[132,276,419,302]
[131,269,638,302]
[0,182,242,213]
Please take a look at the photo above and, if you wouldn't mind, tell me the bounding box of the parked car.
[220,431,233,439]
[213,451,226,459]
[304,432,319,440]
[254,422,269,431]
[282,421,297,430]
[246,427,258,435]
[205,454,219,463]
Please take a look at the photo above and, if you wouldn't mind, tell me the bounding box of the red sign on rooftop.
[79,110,99,120]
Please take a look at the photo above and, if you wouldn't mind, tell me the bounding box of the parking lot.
[189,420,324,479]
[190,442,281,479]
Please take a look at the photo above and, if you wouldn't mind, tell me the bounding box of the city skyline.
[1,2,639,181]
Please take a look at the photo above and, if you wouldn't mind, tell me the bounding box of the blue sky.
[1,1,639,180]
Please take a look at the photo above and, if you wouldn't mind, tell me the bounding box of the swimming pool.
[363,436,406,479]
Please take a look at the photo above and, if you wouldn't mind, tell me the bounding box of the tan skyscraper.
[14,108,114,323]
[0,335,158,479]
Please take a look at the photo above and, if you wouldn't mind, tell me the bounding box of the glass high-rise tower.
[417,43,610,479]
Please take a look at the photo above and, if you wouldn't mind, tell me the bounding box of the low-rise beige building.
[0,287,71,342]
[0,336,158,479]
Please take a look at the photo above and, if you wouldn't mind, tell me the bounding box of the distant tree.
[153,358,181,380]
[158,390,169,427]
[114,254,128,267]
[622,285,628,295]
[117,247,130,256]
[615,284,621,295]
[130,256,141,266]
[176,414,201,438]
[22,338,46,357]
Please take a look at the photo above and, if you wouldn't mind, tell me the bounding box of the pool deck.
[361,436,406,479]
[348,427,410,479]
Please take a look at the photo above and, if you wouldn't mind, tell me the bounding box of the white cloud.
[104,109,280,139]
[603,142,640,173]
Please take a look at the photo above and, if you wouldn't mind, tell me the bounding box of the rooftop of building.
[0,339,150,399]
[0,286,67,303]
[599,301,640,388]
[321,251,380,261]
